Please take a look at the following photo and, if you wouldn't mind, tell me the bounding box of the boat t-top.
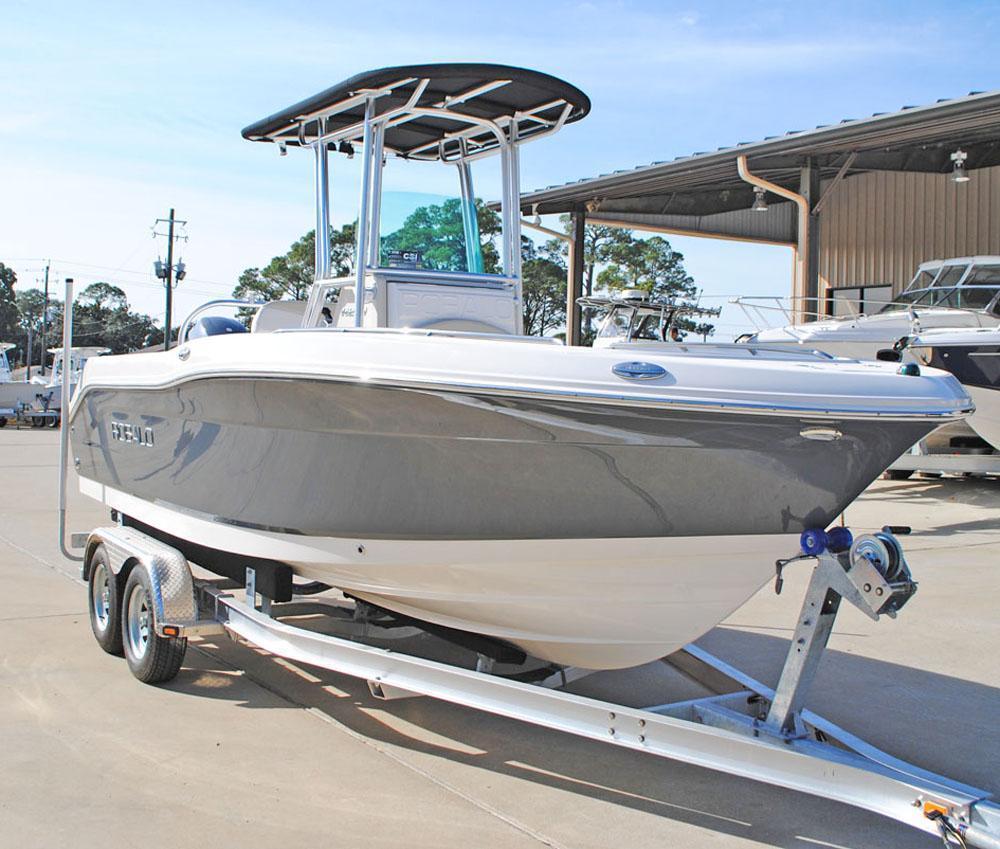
[580,289,721,347]
[68,64,972,671]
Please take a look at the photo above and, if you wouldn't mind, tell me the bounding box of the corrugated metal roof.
[522,90,1000,219]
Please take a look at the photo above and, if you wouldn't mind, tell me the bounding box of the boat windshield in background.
[580,291,720,345]
[880,258,1000,313]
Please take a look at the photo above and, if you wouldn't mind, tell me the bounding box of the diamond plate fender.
[83,526,197,626]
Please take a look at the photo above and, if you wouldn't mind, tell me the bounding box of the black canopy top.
[242,63,590,160]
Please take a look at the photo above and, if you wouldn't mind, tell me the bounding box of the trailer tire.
[47,415,60,428]
[122,567,186,684]
[883,469,914,481]
[0,417,7,428]
[88,544,123,655]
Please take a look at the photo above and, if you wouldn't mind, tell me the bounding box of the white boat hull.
[82,479,787,669]
[967,384,1000,449]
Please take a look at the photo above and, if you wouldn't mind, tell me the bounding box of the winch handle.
[882,525,911,536]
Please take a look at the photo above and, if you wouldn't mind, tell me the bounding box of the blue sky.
[2,0,999,337]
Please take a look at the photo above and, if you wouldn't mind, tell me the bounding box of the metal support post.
[40,260,50,375]
[457,142,483,273]
[499,143,514,278]
[367,123,385,268]
[764,566,842,735]
[314,136,331,280]
[353,98,375,327]
[163,209,175,351]
[245,567,256,609]
[58,278,81,562]
[507,127,522,285]
[800,159,822,319]
[567,210,586,345]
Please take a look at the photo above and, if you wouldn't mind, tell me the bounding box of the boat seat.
[252,300,307,333]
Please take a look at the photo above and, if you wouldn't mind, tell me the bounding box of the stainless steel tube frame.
[58,278,80,561]
[353,97,375,327]
[314,133,331,280]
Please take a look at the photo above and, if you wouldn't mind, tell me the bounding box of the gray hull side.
[71,377,932,540]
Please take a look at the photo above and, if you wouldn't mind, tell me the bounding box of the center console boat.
[68,64,972,669]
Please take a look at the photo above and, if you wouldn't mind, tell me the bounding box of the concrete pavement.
[0,428,997,848]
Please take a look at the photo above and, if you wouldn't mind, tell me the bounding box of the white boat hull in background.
[965,385,1000,449]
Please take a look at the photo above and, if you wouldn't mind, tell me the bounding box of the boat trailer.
[72,521,1000,848]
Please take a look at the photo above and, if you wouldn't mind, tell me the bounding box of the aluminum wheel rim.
[91,563,111,632]
[126,583,152,660]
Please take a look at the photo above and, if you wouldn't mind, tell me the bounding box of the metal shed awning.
[521,90,1000,229]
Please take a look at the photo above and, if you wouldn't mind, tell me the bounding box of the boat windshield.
[597,306,674,341]
[941,264,1000,311]
[880,262,1000,314]
[380,191,487,274]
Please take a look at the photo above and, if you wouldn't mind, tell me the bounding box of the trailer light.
[162,625,180,637]
[923,801,950,818]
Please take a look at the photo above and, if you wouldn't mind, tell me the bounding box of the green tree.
[521,239,567,337]
[234,224,356,303]
[382,200,501,273]
[79,281,127,311]
[12,287,58,369]
[557,216,621,342]
[72,282,160,353]
[0,264,19,344]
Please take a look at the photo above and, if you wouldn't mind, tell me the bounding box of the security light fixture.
[951,149,970,183]
[338,141,355,158]
[752,187,768,212]
[531,204,541,226]
[278,142,288,156]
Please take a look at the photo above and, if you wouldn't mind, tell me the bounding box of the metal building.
[519,91,1000,343]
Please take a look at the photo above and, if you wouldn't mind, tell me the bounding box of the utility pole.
[153,209,187,351]
[164,209,175,351]
[40,260,50,375]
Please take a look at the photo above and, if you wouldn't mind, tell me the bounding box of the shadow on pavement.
[154,623,999,849]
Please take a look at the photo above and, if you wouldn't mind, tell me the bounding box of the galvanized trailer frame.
[73,521,1000,849]
[888,443,1000,476]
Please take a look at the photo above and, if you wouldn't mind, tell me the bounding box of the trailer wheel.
[0,417,7,428]
[122,567,186,684]
[47,415,60,428]
[88,544,123,655]
[883,469,914,481]
[31,416,44,428]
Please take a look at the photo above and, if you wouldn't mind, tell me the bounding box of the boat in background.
[738,256,1000,360]
[902,326,1000,450]
[0,343,40,424]
[580,289,721,347]
[69,64,973,670]
[32,346,109,419]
